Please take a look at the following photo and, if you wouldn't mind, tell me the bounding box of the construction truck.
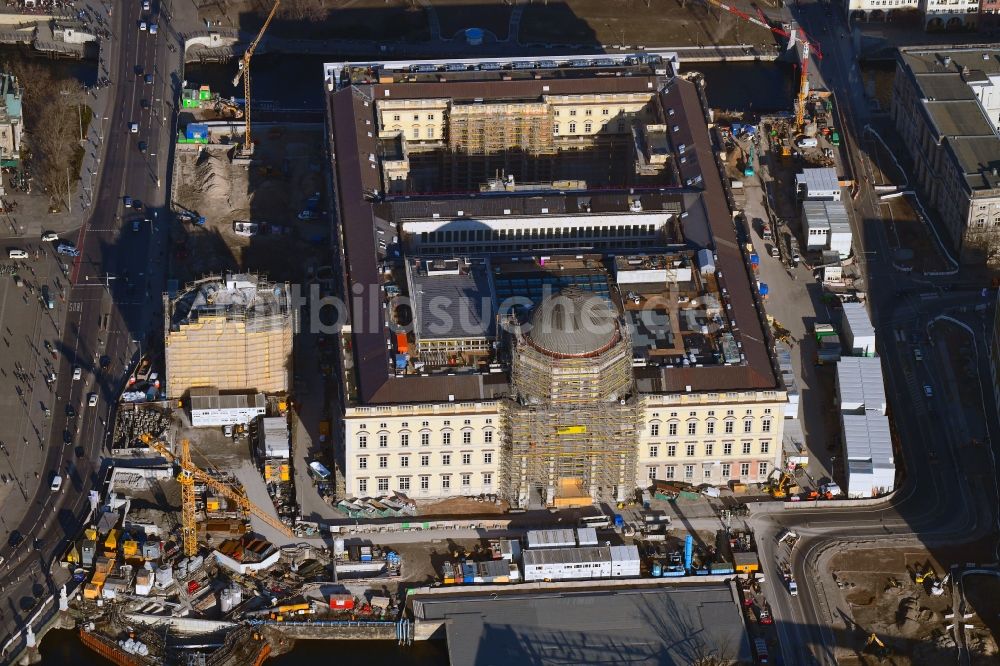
[777,528,799,547]
[780,562,798,596]
[743,144,755,178]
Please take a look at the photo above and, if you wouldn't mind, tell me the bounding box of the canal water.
[38,628,449,665]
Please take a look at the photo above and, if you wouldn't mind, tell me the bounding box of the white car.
[139,20,147,31]
[142,0,150,9]
[7,249,27,259]
[72,366,82,380]
[913,348,923,361]
[41,232,59,242]
[129,122,139,133]
[87,393,98,407]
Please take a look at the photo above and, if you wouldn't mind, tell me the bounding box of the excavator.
[765,470,793,499]
[915,564,945,596]
[864,633,891,659]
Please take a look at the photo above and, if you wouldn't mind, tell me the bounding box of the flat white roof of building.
[841,302,876,340]
[797,168,841,195]
[843,412,893,464]
[527,528,578,549]
[837,356,887,413]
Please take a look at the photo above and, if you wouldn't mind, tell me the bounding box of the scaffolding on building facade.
[502,317,640,508]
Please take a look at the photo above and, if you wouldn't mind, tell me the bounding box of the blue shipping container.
[186,123,209,140]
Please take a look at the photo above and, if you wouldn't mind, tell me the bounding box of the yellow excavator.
[864,633,890,659]
[766,470,793,499]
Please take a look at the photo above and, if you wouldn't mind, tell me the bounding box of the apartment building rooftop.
[326,55,779,405]
[899,46,1000,192]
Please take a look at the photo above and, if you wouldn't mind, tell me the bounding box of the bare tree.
[3,57,87,209]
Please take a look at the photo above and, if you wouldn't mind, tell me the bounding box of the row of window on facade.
[648,416,773,437]
[357,472,491,495]
[358,429,494,448]
[648,461,769,481]
[358,451,493,469]
[418,224,658,244]
[554,108,621,117]
[647,440,770,458]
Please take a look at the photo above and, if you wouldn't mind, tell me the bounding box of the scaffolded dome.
[526,287,620,358]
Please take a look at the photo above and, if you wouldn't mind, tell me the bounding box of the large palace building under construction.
[325,53,788,508]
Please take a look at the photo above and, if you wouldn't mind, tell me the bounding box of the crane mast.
[697,0,821,131]
[147,438,294,557]
[233,0,280,154]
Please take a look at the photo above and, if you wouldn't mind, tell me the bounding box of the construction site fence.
[326,518,515,534]
[249,619,397,628]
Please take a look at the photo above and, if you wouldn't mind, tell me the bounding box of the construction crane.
[144,436,294,556]
[232,0,280,155]
[696,0,822,131]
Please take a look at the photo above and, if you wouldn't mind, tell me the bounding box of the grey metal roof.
[409,264,495,342]
[803,201,831,231]
[836,356,886,413]
[523,545,612,566]
[796,167,841,195]
[925,100,994,138]
[902,47,1000,76]
[527,287,620,358]
[842,412,893,465]
[841,302,875,340]
[412,585,751,666]
[189,388,265,412]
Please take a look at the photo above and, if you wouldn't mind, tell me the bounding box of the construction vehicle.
[144,436,293,556]
[777,528,799,547]
[766,470,794,499]
[914,565,945,595]
[864,633,891,659]
[743,144,755,178]
[780,562,798,596]
[696,0,821,132]
[758,605,773,625]
[232,0,280,155]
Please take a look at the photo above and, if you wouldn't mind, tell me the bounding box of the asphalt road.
[0,0,176,652]
[744,3,1000,664]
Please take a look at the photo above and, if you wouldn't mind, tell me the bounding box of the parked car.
[41,232,59,242]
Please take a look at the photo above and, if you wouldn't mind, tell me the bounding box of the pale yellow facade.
[343,401,503,499]
[342,389,787,501]
[637,390,787,488]
[375,92,657,153]
[165,314,293,397]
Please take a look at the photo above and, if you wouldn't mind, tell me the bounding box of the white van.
[50,475,63,491]
[796,136,818,149]
[8,249,28,259]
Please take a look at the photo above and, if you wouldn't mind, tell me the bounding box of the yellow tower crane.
[145,437,294,556]
[232,0,281,155]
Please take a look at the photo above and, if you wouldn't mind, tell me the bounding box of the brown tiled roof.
[329,74,777,406]
[653,79,777,392]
